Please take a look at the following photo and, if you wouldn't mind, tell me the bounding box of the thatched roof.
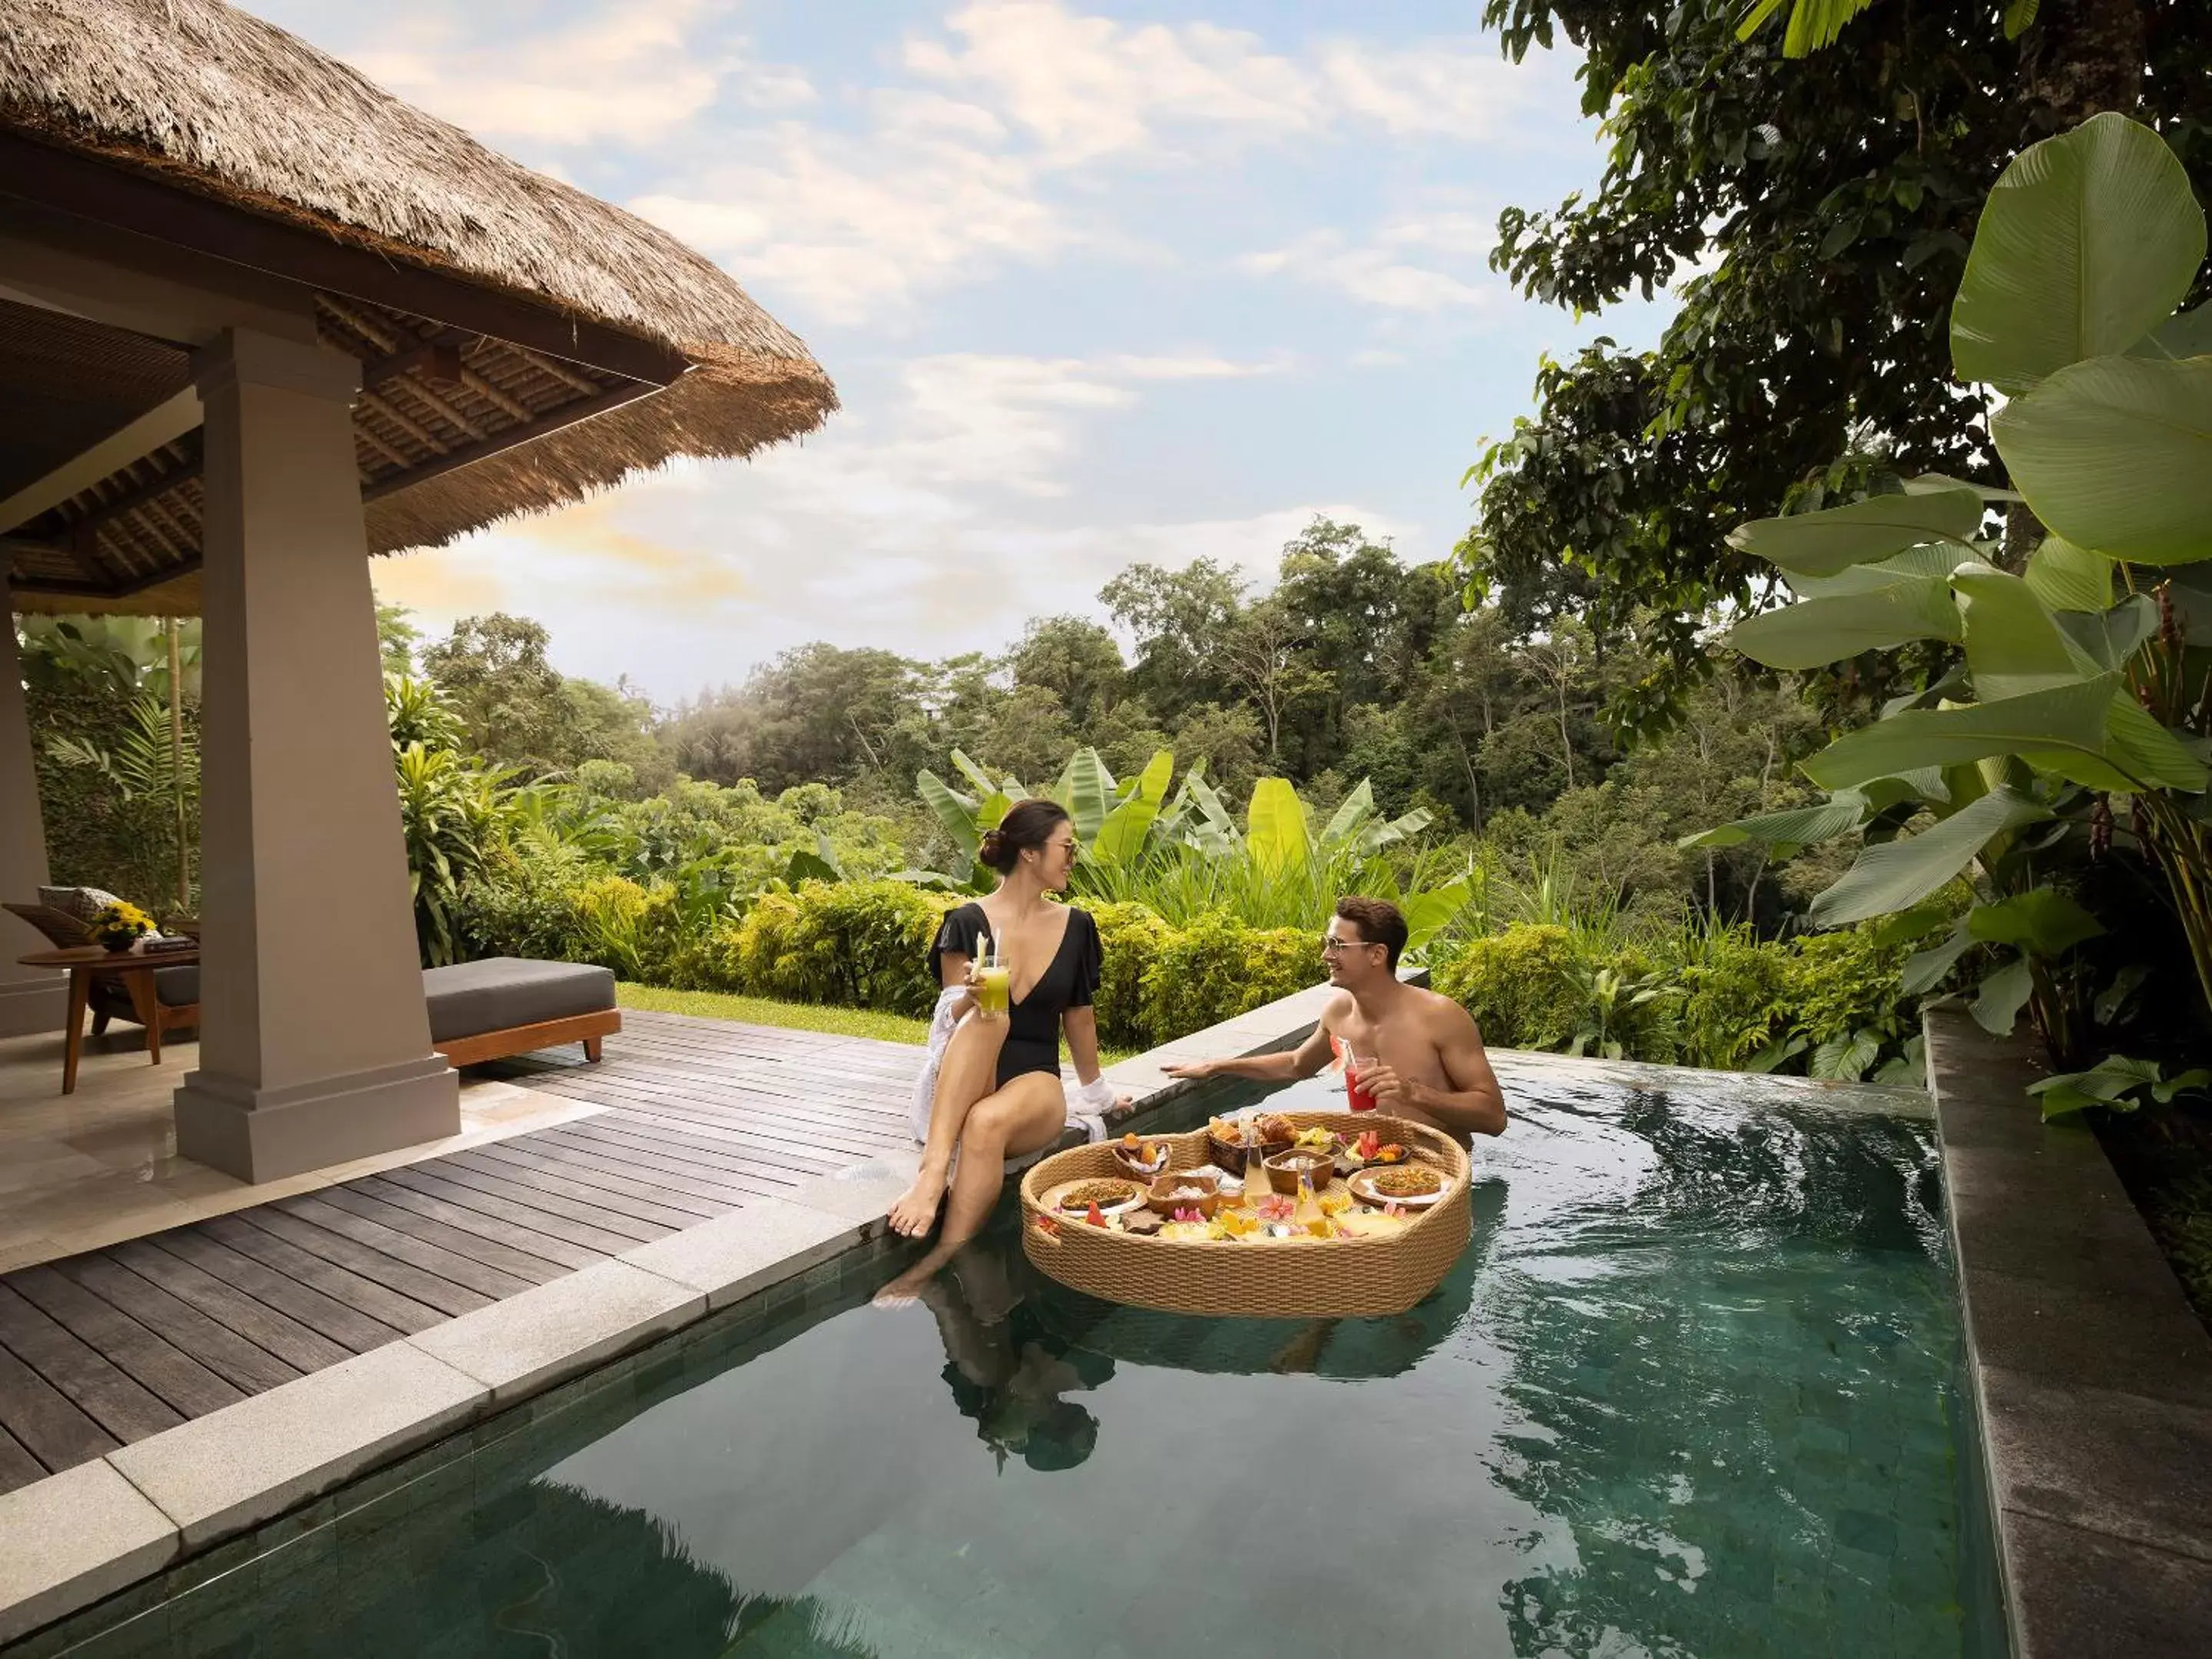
[0,0,837,614]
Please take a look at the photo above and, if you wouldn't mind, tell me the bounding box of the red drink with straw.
[1345,1053,1379,1112]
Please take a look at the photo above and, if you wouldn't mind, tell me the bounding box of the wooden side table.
[15,944,201,1095]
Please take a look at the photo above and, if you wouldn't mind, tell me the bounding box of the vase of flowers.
[89,899,155,952]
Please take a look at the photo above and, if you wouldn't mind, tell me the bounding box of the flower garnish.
[1032,1213,1061,1237]
[1172,1206,1203,1224]
[1318,1189,1352,1216]
[1257,1194,1296,1223]
[1382,1200,1403,1219]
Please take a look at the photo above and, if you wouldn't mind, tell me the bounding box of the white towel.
[909,989,1116,1151]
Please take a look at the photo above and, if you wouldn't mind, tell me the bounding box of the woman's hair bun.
[976,827,1007,866]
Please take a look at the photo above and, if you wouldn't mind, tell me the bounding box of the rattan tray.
[1020,1112,1471,1318]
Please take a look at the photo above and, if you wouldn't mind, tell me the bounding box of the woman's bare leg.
[889,1011,1007,1237]
[876,1075,1064,1305]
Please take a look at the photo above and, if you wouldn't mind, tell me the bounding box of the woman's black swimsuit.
[930,902,1102,1090]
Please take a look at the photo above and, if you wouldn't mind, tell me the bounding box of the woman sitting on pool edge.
[882,799,1124,1283]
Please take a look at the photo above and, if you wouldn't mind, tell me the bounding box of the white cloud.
[1242,210,1505,315]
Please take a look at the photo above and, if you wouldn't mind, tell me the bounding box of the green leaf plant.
[1689,113,2212,1071]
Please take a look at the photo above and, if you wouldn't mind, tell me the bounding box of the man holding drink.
[1164,896,1506,1144]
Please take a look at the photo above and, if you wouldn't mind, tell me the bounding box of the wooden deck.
[0,1011,922,1495]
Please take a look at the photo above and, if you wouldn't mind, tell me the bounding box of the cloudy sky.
[253,0,1681,701]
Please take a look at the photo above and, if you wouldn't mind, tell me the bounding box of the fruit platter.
[1020,1111,1471,1318]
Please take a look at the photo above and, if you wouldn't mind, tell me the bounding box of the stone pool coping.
[1924,1005,2212,1657]
[0,984,1932,1647]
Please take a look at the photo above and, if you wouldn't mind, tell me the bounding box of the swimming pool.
[27,1066,2005,1657]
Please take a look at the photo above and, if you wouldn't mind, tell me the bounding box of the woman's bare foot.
[887,1171,947,1239]
[873,1241,957,1308]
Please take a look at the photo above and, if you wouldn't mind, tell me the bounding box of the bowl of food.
[1049,1177,1147,1222]
[1112,1135,1171,1181]
[1147,1173,1225,1218]
[1349,1162,1446,1208]
[1263,1147,1337,1197]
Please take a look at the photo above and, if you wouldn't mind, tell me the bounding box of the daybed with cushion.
[14,888,617,1072]
[425,956,621,1066]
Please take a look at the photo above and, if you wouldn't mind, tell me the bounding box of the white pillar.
[0,583,66,1035]
[173,329,458,1182]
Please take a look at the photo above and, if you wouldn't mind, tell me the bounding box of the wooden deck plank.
[589,1095,910,1157]
[442,1147,717,1229]
[144,1233,404,1356]
[270,1194,539,1300]
[545,1118,819,1188]
[52,1255,303,1395]
[0,1340,116,1476]
[240,1207,496,1320]
[542,1074,910,1148]
[347,1175,614,1270]
[503,1131,778,1207]
[310,1185,576,1282]
[106,1240,354,1373]
[521,1062,915,1130]
[7,1264,244,1419]
[0,1281,182,1444]
[198,1216,447,1336]
[375,1167,661,1254]
[0,1421,45,1494]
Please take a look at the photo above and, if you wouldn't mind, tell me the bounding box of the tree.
[375,601,422,676]
[1217,597,1310,761]
[1463,0,2212,731]
[1099,558,1245,722]
[1008,616,1126,730]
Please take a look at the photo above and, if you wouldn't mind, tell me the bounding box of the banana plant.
[1687,113,2212,1057]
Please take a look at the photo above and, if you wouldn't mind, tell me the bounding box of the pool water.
[33,1069,2005,1658]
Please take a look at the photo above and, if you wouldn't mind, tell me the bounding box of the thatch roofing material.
[0,0,836,612]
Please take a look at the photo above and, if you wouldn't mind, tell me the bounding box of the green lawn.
[617,982,1140,1064]
[617,983,932,1045]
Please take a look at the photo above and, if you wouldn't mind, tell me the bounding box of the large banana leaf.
[1994,355,2212,566]
[1968,888,2106,955]
[1246,777,1310,882]
[1727,488,1984,578]
[1952,565,2103,700]
[1055,747,1118,842]
[1951,112,2205,394]
[2129,302,2212,363]
[1726,581,1961,669]
[2055,593,2157,670]
[1788,541,1990,598]
[2104,696,2211,793]
[949,750,1002,800]
[1800,676,2117,790]
[1093,750,1174,866]
[1356,806,1434,856]
[1679,790,1869,852]
[1808,786,2053,926]
[1319,780,1377,849]
[2023,537,2115,613]
[1400,878,1473,955]
[916,770,980,860]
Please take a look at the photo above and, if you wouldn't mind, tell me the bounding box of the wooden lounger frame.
[432,1007,621,1068]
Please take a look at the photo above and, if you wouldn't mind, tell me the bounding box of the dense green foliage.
[1462,1,2212,732]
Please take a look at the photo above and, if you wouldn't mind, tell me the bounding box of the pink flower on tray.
[1257,1194,1296,1223]
[1172,1206,1203,1224]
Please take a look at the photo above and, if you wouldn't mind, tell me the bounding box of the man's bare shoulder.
[1317,987,1358,1027]
[1410,985,1482,1038]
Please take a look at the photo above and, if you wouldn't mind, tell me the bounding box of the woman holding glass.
[882,800,1121,1294]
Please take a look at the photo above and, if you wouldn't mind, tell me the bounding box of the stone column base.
[0,974,66,1038]
[174,1054,460,1184]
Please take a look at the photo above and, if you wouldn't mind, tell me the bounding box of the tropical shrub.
[1433,926,1590,1053]
[1089,900,1175,1049]
[1693,112,2212,1072]
[701,880,955,1016]
[1136,911,1313,1046]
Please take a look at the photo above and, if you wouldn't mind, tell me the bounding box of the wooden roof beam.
[0,386,201,535]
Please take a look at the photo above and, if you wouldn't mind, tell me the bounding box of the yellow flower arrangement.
[89,899,155,951]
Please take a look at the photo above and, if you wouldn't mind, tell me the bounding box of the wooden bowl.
[1112,1141,1171,1182]
[1263,1147,1336,1197]
[1147,1173,1224,1219]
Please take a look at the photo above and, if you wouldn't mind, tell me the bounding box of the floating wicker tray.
[1021,1112,1471,1319]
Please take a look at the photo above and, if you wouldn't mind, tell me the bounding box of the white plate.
[1349,1170,1447,1209]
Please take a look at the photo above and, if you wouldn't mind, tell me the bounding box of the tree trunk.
[2021,0,2146,131]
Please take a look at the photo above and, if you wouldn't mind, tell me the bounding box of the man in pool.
[1164,896,1506,1141]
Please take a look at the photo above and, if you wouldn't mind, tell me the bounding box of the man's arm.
[1164,1007,1336,1082]
[1366,1001,1506,1137]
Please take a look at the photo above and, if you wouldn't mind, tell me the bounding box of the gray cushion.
[88,966,198,1019]
[422,957,617,1043]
